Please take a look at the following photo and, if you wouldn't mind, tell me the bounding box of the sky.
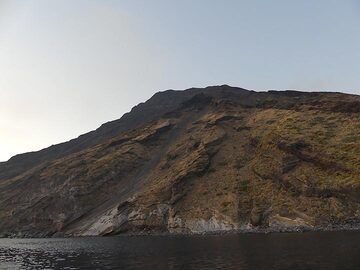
[0,0,360,161]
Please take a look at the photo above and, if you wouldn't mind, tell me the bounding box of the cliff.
[0,85,359,237]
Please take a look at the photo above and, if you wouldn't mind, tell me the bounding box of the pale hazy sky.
[1,0,360,161]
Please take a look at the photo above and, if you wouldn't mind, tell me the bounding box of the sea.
[0,231,359,269]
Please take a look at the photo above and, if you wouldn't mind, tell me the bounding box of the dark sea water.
[0,231,359,270]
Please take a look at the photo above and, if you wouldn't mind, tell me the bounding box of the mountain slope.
[0,86,359,237]
[0,86,249,181]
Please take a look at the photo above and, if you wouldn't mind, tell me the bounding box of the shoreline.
[2,224,360,239]
[122,224,360,237]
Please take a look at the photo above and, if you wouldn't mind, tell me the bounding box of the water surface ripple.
[0,231,359,269]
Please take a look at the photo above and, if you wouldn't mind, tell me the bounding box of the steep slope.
[0,85,248,181]
[0,86,359,237]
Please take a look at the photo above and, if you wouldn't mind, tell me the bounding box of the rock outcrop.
[0,85,359,237]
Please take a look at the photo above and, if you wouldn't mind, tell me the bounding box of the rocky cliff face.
[0,85,359,237]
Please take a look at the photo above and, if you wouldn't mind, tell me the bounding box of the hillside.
[0,85,359,237]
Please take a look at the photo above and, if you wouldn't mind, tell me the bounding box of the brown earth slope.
[0,85,359,237]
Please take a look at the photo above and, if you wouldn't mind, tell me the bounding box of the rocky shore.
[2,221,360,239]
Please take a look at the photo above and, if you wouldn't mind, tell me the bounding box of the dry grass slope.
[0,87,359,237]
